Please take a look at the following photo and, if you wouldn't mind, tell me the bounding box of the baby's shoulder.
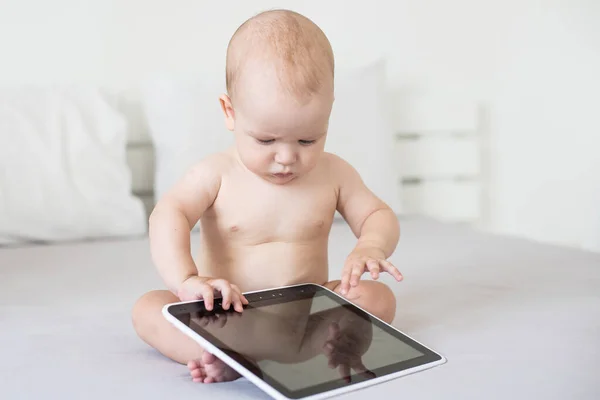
[317,152,367,197]
[175,150,237,189]
[202,150,236,169]
[188,149,236,175]
[319,152,360,179]
[321,151,348,165]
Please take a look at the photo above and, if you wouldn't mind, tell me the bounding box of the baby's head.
[220,9,335,184]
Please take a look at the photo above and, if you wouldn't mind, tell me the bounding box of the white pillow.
[143,60,400,216]
[0,86,147,244]
[141,78,234,205]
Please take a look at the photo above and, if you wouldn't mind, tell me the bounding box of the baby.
[132,9,402,384]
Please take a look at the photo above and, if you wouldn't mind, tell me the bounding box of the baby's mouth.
[272,172,294,179]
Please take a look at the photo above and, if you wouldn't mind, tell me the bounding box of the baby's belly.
[197,239,330,292]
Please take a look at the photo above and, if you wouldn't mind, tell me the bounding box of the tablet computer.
[163,283,446,400]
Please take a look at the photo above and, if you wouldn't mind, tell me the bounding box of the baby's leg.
[132,290,202,363]
[323,280,397,324]
[132,290,240,383]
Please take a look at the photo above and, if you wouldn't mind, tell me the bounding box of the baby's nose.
[275,149,297,165]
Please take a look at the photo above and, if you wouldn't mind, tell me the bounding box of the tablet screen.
[167,284,442,399]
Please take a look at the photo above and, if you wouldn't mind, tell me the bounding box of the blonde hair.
[225,9,335,102]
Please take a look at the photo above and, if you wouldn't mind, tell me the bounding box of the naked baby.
[132,9,402,384]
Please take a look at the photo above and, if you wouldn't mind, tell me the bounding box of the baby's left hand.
[340,247,403,295]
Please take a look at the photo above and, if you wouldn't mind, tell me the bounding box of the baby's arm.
[149,156,247,311]
[333,155,402,294]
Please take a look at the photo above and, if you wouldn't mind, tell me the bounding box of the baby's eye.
[299,140,316,145]
[256,138,275,145]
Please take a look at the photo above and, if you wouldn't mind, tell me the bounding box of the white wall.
[1,0,599,251]
[487,2,600,251]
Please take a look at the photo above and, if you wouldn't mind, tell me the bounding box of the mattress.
[1,218,599,400]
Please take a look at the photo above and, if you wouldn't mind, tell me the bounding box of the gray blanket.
[1,218,599,399]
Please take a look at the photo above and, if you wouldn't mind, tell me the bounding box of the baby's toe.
[202,351,218,365]
[188,359,207,383]
[187,360,200,371]
[190,367,204,379]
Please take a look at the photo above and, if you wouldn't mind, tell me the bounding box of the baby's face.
[224,74,334,185]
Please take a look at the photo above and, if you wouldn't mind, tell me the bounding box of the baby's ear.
[219,94,235,131]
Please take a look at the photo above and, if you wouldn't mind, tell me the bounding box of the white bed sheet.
[1,218,599,400]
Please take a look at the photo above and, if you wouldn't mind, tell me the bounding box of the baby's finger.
[231,285,248,312]
[366,259,380,279]
[339,364,351,383]
[200,284,215,310]
[221,286,234,311]
[352,360,376,379]
[231,293,245,313]
[328,324,337,340]
[211,279,234,310]
[328,322,341,341]
[327,353,339,369]
[230,284,248,301]
[323,342,334,357]
[228,287,243,312]
[380,260,403,281]
[340,268,352,295]
[350,261,364,287]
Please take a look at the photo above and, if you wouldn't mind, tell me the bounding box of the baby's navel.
[229,225,240,232]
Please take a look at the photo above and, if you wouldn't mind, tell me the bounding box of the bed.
[1,27,599,399]
[1,217,599,399]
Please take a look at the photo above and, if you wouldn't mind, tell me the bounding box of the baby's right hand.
[177,276,248,312]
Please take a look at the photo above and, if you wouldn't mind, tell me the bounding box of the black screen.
[169,284,441,398]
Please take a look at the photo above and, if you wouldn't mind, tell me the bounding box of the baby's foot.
[187,351,241,383]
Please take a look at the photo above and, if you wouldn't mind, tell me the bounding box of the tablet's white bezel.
[162,283,447,400]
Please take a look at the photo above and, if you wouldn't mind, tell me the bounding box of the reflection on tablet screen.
[182,291,424,393]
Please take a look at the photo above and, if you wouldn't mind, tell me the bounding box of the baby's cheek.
[241,148,267,170]
[305,149,323,168]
